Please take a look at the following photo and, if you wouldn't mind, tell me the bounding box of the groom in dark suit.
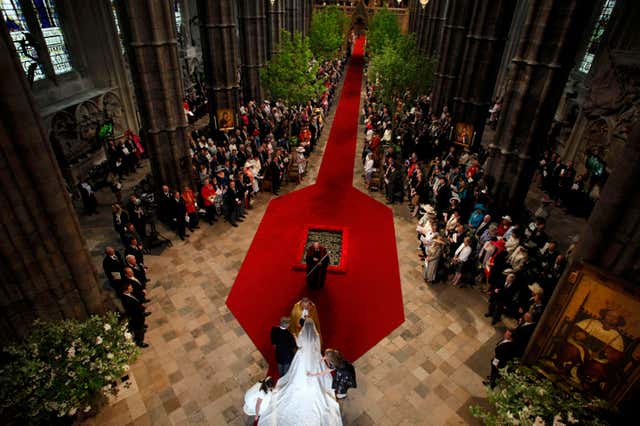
[271,317,297,376]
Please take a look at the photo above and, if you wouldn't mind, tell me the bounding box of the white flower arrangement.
[470,362,609,426]
[0,312,139,423]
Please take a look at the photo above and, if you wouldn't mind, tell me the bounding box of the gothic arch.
[49,111,79,165]
[100,91,126,136]
[75,100,101,145]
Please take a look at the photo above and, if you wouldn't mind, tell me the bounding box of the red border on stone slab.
[292,224,349,274]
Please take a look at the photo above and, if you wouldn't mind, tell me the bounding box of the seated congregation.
[99,56,347,349]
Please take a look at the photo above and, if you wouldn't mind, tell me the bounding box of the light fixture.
[270,0,276,6]
[420,0,430,9]
[397,0,402,5]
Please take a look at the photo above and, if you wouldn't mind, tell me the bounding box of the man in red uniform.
[200,178,217,224]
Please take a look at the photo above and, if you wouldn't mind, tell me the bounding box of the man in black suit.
[270,317,297,377]
[125,255,148,289]
[102,246,124,292]
[512,312,537,357]
[171,191,188,240]
[269,157,281,195]
[223,180,242,227]
[121,283,149,348]
[122,266,148,303]
[125,238,145,268]
[158,185,173,226]
[484,329,517,388]
[485,272,518,325]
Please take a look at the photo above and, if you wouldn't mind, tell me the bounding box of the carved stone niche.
[49,110,79,168]
[75,100,102,157]
[48,91,125,192]
[100,91,125,138]
[579,48,640,170]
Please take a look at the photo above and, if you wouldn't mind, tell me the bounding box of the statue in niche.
[50,111,79,164]
[102,92,125,137]
[76,101,101,156]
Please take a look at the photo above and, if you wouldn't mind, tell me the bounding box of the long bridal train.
[258,319,342,426]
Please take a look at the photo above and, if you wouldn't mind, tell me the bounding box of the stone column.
[197,0,241,125]
[408,0,417,33]
[414,1,428,51]
[117,0,193,191]
[0,25,108,340]
[431,0,473,114]
[451,0,516,147]
[267,0,286,58]
[285,0,301,35]
[301,0,308,38]
[484,0,597,213]
[423,0,447,57]
[239,0,268,102]
[493,0,531,99]
[575,123,640,283]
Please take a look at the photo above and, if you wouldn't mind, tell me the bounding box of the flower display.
[470,362,609,426]
[0,312,139,423]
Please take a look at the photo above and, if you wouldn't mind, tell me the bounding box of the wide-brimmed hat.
[214,165,226,173]
[502,215,512,222]
[528,283,544,295]
[296,146,306,153]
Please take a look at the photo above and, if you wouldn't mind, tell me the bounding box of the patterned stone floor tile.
[76,73,504,426]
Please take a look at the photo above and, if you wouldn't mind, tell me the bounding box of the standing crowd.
[361,84,583,388]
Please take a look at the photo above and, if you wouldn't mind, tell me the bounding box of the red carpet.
[226,37,404,376]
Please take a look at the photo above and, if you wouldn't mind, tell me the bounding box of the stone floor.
[79,83,587,425]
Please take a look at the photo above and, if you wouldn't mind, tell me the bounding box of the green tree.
[368,34,437,106]
[367,6,401,56]
[309,5,349,61]
[260,30,325,106]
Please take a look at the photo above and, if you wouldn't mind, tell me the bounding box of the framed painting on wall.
[532,263,640,404]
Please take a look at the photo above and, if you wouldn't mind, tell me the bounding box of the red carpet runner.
[226,38,404,375]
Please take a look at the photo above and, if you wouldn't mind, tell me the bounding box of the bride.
[258,318,342,425]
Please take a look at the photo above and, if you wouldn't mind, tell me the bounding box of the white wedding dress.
[258,319,342,426]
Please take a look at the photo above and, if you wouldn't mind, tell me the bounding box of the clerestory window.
[578,0,616,74]
[1,0,72,82]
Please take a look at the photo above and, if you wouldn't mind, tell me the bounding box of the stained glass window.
[578,0,616,74]
[110,0,125,54]
[173,0,182,34]
[31,0,72,75]
[1,0,44,80]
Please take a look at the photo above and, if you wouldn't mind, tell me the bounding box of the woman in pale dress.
[424,234,446,283]
[243,377,274,421]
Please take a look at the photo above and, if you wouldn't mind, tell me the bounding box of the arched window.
[32,0,71,74]
[109,0,125,54]
[578,0,616,74]
[173,0,182,32]
[1,0,44,80]
[1,0,72,82]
